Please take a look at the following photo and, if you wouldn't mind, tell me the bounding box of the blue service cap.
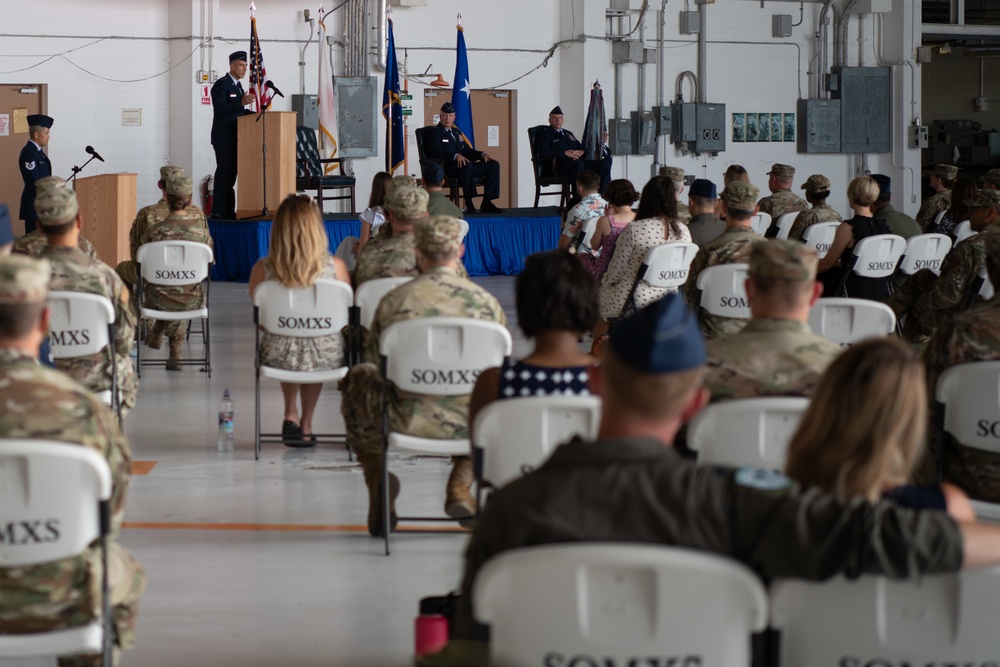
[872,174,891,195]
[440,102,456,114]
[609,292,706,373]
[26,114,53,128]
[0,205,12,247]
[229,51,248,62]
[420,160,444,185]
[689,179,717,199]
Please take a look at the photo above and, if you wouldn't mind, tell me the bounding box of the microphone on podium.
[264,80,285,98]
[85,145,105,162]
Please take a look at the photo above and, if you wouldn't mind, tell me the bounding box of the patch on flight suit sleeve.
[734,467,792,492]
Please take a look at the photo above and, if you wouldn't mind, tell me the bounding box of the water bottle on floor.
[217,388,234,451]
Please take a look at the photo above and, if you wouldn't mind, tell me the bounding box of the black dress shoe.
[464,204,478,215]
[480,201,504,214]
[282,420,311,447]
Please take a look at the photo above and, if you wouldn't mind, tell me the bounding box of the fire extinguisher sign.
[201,86,211,106]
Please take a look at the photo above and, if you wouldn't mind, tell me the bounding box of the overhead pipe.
[697,0,707,102]
[638,5,647,115]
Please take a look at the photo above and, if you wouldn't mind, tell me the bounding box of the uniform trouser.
[159,319,187,341]
[58,543,147,667]
[554,155,614,195]
[444,160,500,206]
[884,268,936,342]
[115,262,138,316]
[211,139,237,219]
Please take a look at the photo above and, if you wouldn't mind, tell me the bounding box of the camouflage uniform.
[13,230,98,260]
[757,164,808,221]
[981,168,1000,190]
[684,183,766,340]
[916,190,952,232]
[787,205,842,242]
[0,256,145,667]
[39,245,138,416]
[660,167,691,225]
[676,201,691,225]
[886,212,1000,344]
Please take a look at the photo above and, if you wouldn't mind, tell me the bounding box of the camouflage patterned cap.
[720,181,760,210]
[386,174,418,196]
[981,169,1000,187]
[160,165,185,181]
[767,163,796,179]
[964,189,1000,209]
[934,164,959,180]
[35,186,79,227]
[749,239,819,281]
[0,255,50,304]
[800,174,831,193]
[35,176,68,198]
[165,176,193,196]
[414,215,463,254]
[385,185,429,219]
[659,166,685,181]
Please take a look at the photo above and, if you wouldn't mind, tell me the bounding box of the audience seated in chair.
[15,177,98,261]
[422,160,464,220]
[339,216,507,537]
[785,337,974,520]
[578,179,637,282]
[249,195,350,446]
[557,170,606,254]
[442,292,1000,658]
[0,255,146,667]
[470,250,596,429]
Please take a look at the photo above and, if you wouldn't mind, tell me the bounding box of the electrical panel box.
[333,76,379,158]
[910,125,928,149]
[772,14,792,38]
[671,102,726,154]
[613,41,645,64]
[680,11,700,34]
[856,0,891,13]
[832,67,891,153]
[631,111,657,155]
[653,105,672,136]
[608,118,634,155]
[797,98,842,153]
[291,94,318,130]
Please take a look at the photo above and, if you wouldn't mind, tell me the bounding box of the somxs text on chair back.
[801,221,839,259]
[896,233,953,276]
[696,263,752,320]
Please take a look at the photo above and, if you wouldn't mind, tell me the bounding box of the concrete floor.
[120,277,525,667]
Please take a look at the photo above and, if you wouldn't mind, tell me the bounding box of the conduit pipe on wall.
[375,0,387,72]
[837,0,860,68]
[697,0,707,102]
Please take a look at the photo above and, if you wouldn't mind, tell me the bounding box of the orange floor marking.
[130,461,158,475]
[121,521,466,533]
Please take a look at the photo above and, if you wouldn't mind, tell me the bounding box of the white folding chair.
[953,219,975,243]
[349,277,413,365]
[896,233,953,277]
[770,211,799,240]
[472,396,601,507]
[833,233,906,297]
[932,209,946,230]
[966,265,995,307]
[135,240,214,377]
[47,291,120,421]
[696,263,751,320]
[252,279,354,460]
[770,568,1000,664]
[458,219,470,242]
[617,242,699,318]
[801,221,840,259]
[474,544,768,667]
[808,297,896,346]
[0,440,113,667]
[935,360,1000,522]
[687,397,810,470]
[750,212,771,236]
[378,317,512,554]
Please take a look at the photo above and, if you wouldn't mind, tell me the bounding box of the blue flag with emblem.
[451,22,475,149]
[382,17,404,174]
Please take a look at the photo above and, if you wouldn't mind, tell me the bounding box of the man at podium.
[210,51,254,219]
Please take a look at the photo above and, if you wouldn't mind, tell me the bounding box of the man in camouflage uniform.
[982,168,1000,191]
[917,164,958,231]
[705,240,841,402]
[660,166,690,224]
[12,177,99,260]
[923,232,1000,502]
[340,216,507,536]
[115,166,204,293]
[787,174,843,242]
[36,187,138,417]
[0,255,145,667]
[354,185,430,287]
[139,176,213,370]
[683,182,766,340]
[421,160,463,219]
[886,190,1000,345]
[757,163,808,222]
[871,174,921,240]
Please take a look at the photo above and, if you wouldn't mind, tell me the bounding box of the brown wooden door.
[0,84,44,235]
[423,89,517,208]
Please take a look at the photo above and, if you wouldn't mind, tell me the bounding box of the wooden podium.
[74,173,136,266]
[237,111,296,219]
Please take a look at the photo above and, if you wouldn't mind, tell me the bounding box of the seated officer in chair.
[534,106,612,196]
[423,102,502,215]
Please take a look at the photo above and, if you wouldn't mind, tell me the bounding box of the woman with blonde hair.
[249,194,351,446]
[785,338,973,519]
[816,175,892,300]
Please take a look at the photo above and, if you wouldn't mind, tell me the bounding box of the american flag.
[249,13,272,112]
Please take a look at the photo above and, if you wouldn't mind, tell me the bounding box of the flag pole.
[403,48,409,176]
[386,10,393,174]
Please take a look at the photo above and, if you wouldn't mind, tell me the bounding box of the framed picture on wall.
[732,113,745,142]
[783,113,796,142]
[746,113,759,142]
[757,113,771,142]
[770,114,782,142]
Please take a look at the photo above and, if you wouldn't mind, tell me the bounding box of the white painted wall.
[0,0,925,217]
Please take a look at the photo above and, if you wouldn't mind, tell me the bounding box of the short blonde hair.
[266,195,329,287]
[847,176,880,207]
[601,346,705,421]
[784,338,927,502]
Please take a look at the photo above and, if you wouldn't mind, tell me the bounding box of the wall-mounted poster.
[746,113,759,142]
[757,113,770,142]
[783,113,796,142]
[732,113,745,142]
[770,114,782,142]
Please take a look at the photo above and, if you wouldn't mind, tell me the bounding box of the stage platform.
[208,207,561,282]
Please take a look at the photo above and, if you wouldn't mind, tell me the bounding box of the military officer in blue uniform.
[18,114,53,235]
[423,102,502,215]
[535,105,613,196]
[210,50,254,219]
